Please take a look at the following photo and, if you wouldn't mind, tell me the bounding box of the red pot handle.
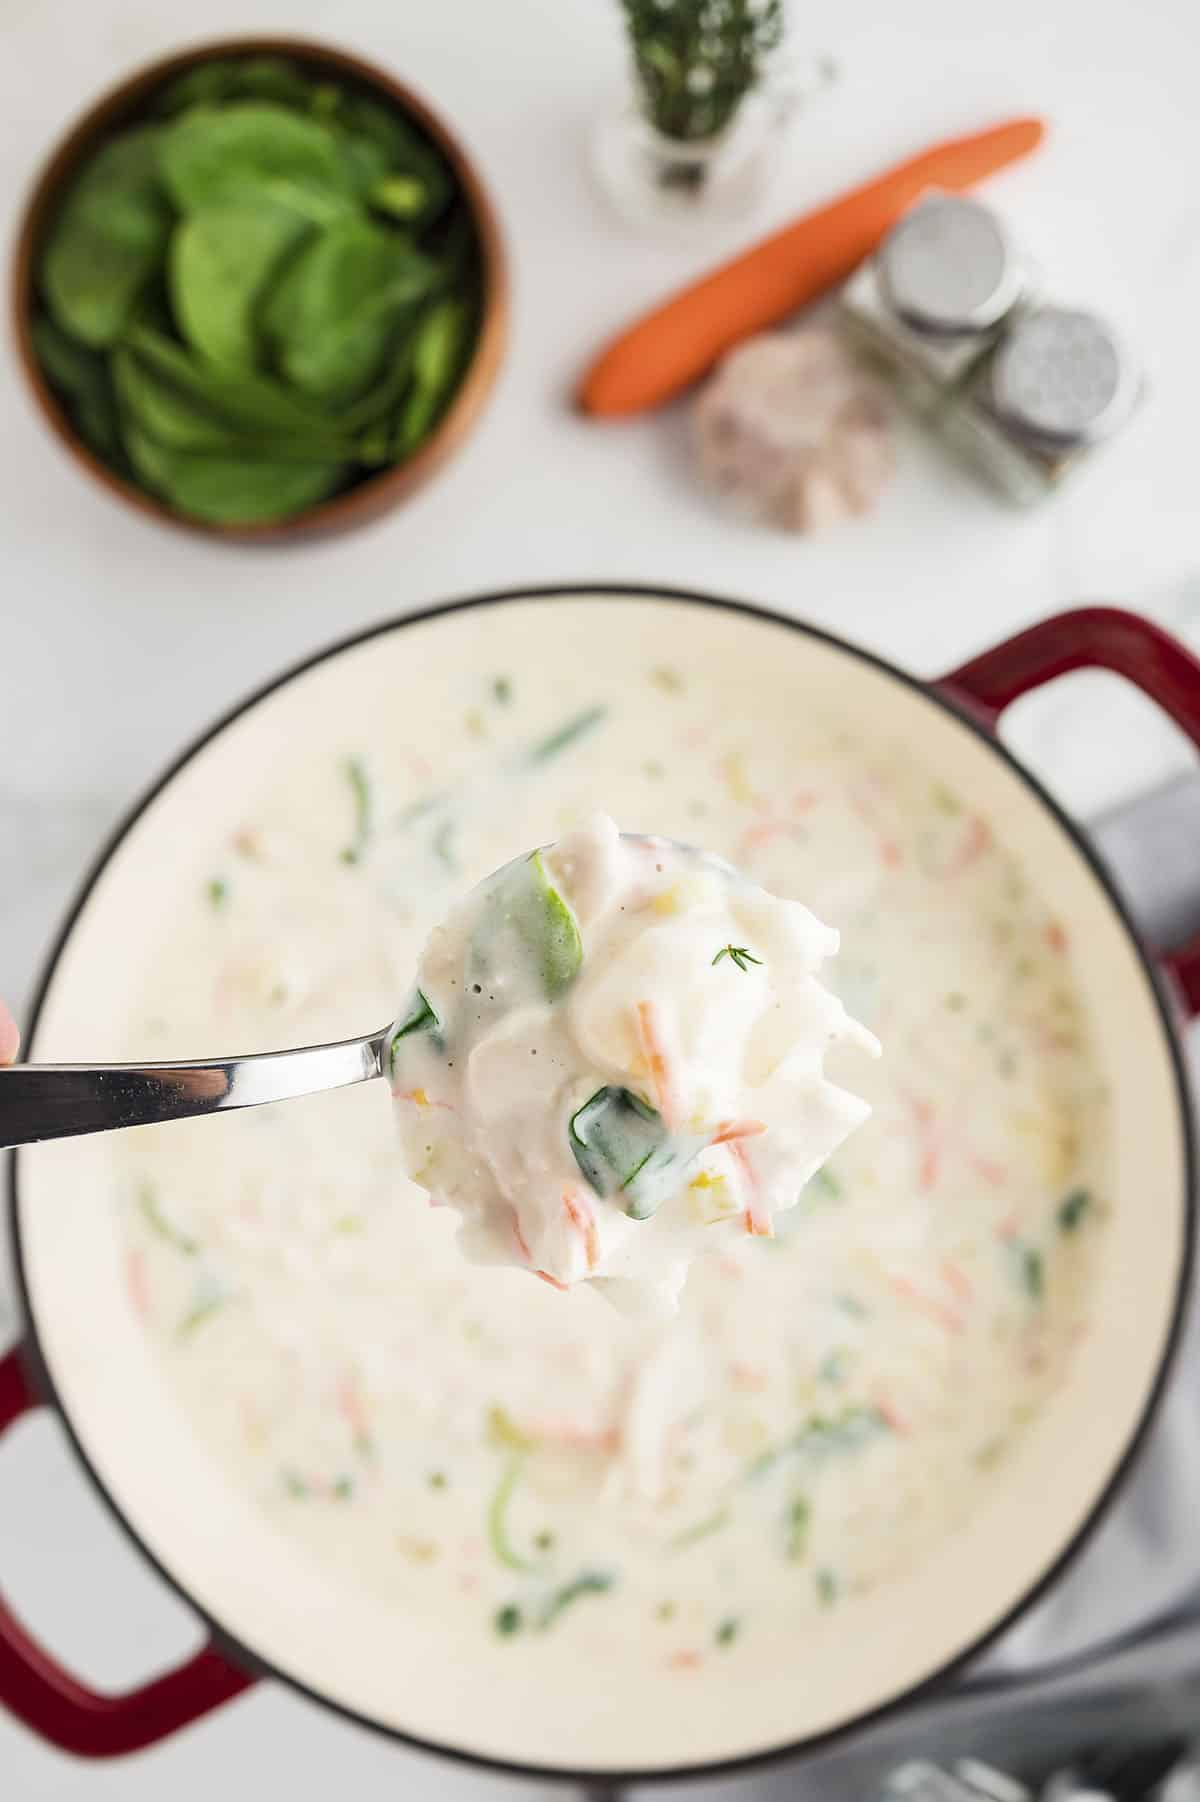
[941,605,1200,1016]
[0,1344,256,1756]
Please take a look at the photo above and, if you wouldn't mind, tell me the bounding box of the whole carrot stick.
[578,117,1045,418]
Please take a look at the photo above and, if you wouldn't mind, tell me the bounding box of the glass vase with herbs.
[593,0,826,235]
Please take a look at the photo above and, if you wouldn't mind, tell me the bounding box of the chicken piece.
[694,329,893,532]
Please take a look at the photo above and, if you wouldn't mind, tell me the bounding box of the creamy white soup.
[116,628,1105,1666]
[389,811,877,1306]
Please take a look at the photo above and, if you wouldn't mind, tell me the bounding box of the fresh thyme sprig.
[712,944,763,972]
[620,0,785,144]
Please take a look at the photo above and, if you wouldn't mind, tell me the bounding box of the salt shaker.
[836,191,1144,503]
[837,192,1030,412]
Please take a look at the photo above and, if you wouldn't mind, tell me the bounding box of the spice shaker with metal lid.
[837,192,1032,411]
[836,189,1144,503]
[945,305,1144,502]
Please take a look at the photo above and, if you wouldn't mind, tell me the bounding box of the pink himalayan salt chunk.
[694,329,894,532]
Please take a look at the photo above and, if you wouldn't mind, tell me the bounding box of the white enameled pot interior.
[15,593,1189,1775]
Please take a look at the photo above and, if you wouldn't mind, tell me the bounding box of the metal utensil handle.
[0,1030,389,1151]
[940,604,1200,1016]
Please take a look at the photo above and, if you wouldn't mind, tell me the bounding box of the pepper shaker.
[944,305,1144,502]
[837,192,1031,412]
[836,191,1144,503]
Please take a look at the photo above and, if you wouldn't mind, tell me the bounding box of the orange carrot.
[635,999,681,1128]
[578,118,1045,417]
[889,1273,963,1334]
[534,1269,568,1292]
[730,1138,772,1236]
[711,1118,767,1146]
[510,1208,533,1265]
[941,1258,975,1304]
[563,1186,600,1271]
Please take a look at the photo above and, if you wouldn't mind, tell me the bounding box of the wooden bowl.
[11,37,508,543]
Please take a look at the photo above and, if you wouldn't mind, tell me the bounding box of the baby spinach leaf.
[340,332,418,434]
[529,706,609,765]
[223,57,322,111]
[335,132,392,201]
[122,420,175,495]
[337,95,454,220]
[31,317,122,460]
[123,323,347,440]
[152,61,242,115]
[473,850,583,1003]
[338,755,372,863]
[1057,1187,1092,1232]
[393,296,474,453]
[123,420,344,524]
[159,103,355,225]
[263,217,438,405]
[369,172,429,221]
[536,1569,615,1631]
[570,1088,665,1215]
[41,126,172,347]
[569,1086,708,1220]
[169,201,308,366]
[112,345,351,460]
[525,851,583,998]
[388,990,440,1077]
[153,58,321,117]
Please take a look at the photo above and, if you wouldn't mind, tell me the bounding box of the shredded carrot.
[393,1087,454,1110]
[534,1269,568,1292]
[730,1138,772,1236]
[970,1154,1008,1185]
[563,1186,600,1271]
[889,1273,963,1334]
[711,1118,767,1146]
[125,1248,150,1321]
[635,1000,681,1128]
[945,814,991,876]
[738,820,789,858]
[881,839,903,869]
[872,1388,913,1435]
[336,1371,370,1441]
[510,1208,532,1265]
[527,1418,621,1452]
[941,1259,974,1304]
[1045,921,1068,954]
[731,1361,769,1392]
[668,1649,704,1671]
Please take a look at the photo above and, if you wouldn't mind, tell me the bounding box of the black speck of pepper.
[472,983,482,994]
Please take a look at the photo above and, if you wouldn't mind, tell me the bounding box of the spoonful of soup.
[388,814,878,1305]
[0,814,876,1302]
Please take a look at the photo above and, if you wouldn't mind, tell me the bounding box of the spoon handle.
[0,1030,390,1151]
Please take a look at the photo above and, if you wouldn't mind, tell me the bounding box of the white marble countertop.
[2,0,1199,1793]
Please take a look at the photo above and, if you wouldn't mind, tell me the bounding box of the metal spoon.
[0,1029,391,1151]
[0,831,727,1152]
